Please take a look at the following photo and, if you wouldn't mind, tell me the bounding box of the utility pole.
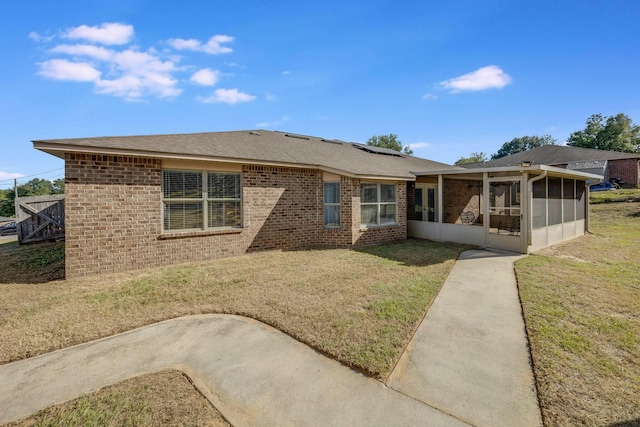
[13,178,17,218]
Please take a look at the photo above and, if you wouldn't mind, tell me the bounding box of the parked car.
[0,221,17,235]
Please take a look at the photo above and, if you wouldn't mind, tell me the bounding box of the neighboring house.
[33,130,601,277]
[461,145,640,187]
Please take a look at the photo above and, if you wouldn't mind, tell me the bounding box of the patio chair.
[460,211,476,225]
[498,216,521,235]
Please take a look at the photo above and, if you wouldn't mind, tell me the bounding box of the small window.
[324,182,341,228]
[163,170,242,232]
[360,183,397,226]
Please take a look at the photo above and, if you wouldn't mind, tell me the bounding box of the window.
[323,182,341,228]
[163,170,241,231]
[361,183,397,226]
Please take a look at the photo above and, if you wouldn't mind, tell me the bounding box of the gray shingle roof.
[34,130,461,179]
[461,145,640,169]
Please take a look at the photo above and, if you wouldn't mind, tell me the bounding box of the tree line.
[455,113,640,165]
[0,178,64,217]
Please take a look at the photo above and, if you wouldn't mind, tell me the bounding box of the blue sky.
[2,0,639,188]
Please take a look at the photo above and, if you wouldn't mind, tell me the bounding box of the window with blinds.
[162,170,242,231]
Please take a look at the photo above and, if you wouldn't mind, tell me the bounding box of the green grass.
[589,187,640,204]
[0,238,467,380]
[516,202,640,426]
[8,371,230,427]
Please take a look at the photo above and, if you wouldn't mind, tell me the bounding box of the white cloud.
[256,115,290,128]
[50,44,115,61]
[190,68,220,86]
[199,88,256,104]
[96,49,181,99]
[264,92,277,101]
[167,35,233,54]
[0,171,24,181]
[439,65,512,93]
[63,23,134,45]
[281,70,291,75]
[407,142,431,149]
[33,23,243,102]
[38,59,101,81]
[422,93,438,100]
[29,31,54,43]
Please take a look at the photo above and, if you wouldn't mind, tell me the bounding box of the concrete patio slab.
[387,249,542,427]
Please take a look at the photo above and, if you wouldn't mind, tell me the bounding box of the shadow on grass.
[607,418,640,427]
[0,240,65,284]
[354,238,469,267]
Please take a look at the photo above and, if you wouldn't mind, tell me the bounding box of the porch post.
[437,174,443,223]
[482,172,489,247]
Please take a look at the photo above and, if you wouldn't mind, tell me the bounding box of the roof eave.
[413,164,603,180]
[33,141,415,181]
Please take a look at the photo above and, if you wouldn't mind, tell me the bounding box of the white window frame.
[360,182,397,227]
[323,181,341,228]
[162,169,242,232]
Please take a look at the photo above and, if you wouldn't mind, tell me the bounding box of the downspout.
[527,171,547,249]
[585,177,603,233]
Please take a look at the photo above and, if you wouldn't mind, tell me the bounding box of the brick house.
[34,131,460,277]
[34,130,602,277]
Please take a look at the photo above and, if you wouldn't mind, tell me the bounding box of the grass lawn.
[589,187,640,204]
[516,201,640,426]
[7,370,230,427]
[0,238,467,425]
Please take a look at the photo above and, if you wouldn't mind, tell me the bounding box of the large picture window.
[163,170,242,231]
[323,182,341,228]
[361,183,397,226]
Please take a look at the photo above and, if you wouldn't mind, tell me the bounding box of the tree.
[491,135,557,160]
[567,113,640,153]
[455,152,487,165]
[367,134,413,155]
[0,189,12,218]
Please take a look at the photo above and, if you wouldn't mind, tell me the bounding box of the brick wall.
[406,181,417,220]
[609,159,639,188]
[65,153,408,277]
[65,153,162,277]
[442,178,482,224]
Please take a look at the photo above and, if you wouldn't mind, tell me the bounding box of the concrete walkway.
[0,315,467,426]
[387,249,542,427]
[0,249,542,426]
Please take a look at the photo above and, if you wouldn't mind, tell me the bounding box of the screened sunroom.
[407,165,602,253]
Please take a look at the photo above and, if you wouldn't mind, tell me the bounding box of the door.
[487,178,523,252]
[415,184,437,222]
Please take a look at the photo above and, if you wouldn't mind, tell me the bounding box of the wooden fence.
[15,194,65,244]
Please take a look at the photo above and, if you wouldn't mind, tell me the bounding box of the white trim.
[415,164,602,180]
